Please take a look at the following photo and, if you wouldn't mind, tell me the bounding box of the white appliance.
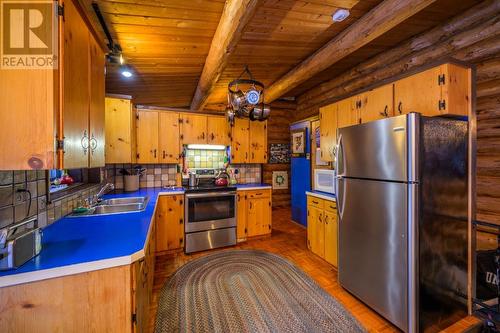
[313,169,336,194]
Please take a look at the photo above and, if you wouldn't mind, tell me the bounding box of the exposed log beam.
[190,0,260,110]
[264,0,438,103]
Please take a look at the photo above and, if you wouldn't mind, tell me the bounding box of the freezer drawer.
[338,177,411,331]
[337,114,418,182]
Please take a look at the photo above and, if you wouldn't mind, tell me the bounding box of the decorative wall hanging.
[227,65,271,123]
[272,171,288,190]
[268,143,291,164]
[290,128,306,157]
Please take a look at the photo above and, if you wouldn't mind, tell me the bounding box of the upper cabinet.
[159,112,180,163]
[89,35,106,168]
[357,84,394,123]
[136,110,160,164]
[0,0,106,170]
[318,62,471,162]
[249,121,267,163]
[231,118,267,164]
[105,96,136,164]
[207,116,230,146]
[180,114,207,145]
[395,63,469,117]
[180,114,229,146]
[319,103,337,162]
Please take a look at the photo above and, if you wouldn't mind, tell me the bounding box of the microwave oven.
[313,169,336,195]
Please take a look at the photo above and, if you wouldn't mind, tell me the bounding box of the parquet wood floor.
[149,207,480,332]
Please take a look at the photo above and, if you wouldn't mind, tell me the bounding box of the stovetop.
[183,185,237,193]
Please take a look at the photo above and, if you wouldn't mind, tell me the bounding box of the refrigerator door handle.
[337,177,346,221]
[335,134,345,177]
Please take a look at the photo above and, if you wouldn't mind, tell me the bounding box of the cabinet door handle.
[325,215,329,225]
[249,202,253,209]
[255,192,262,196]
[379,105,389,117]
[162,150,166,159]
[211,133,214,141]
[202,132,205,139]
[252,152,255,160]
[81,130,89,155]
[319,213,323,223]
[153,149,157,158]
[89,134,97,154]
[398,102,403,114]
[312,200,319,204]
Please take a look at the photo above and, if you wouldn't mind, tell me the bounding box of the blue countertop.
[235,183,272,190]
[0,188,184,286]
[306,190,336,201]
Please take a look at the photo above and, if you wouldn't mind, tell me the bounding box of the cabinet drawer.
[246,189,271,199]
[307,196,324,209]
[324,200,337,213]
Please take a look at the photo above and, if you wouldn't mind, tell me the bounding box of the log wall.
[294,0,500,224]
[264,101,295,207]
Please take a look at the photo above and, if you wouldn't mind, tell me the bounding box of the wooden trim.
[106,93,133,100]
[290,115,319,125]
[73,0,108,52]
[135,104,224,116]
[190,0,260,110]
[264,0,438,103]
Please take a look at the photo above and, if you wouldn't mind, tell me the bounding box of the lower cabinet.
[236,189,272,241]
[307,195,338,267]
[155,195,184,253]
[0,224,157,333]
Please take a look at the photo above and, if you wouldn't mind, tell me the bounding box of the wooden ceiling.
[80,0,483,110]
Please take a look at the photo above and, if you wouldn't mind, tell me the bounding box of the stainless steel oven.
[184,189,237,253]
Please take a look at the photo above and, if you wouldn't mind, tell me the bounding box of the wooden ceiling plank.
[264,0,438,102]
[190,0,260,110]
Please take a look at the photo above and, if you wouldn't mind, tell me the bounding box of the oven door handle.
[185,191,237,198]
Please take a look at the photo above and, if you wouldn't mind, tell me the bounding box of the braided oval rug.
[155,250,366,333]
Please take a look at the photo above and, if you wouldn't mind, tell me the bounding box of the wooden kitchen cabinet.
[89,35,106,168]
[357,84,394,123]
[249,121,268,163]
[155,195,184,253]
[231,118,268,164]
[180,114,207,144]
[236,192,248,241]
[394,63,469,117]
[159,112,181,163]
[319,103,338,162]
[337,98,358,129]
[0,0,105,170]
[231,118,250,163]
[237,189,272,240]
[307,195,337,267]
[61,0,91,169]
[105,96,137,164]
[207,115,230,146]
[136,110,159,163]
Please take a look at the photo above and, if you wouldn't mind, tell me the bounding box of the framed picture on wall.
[290,128,306,157]
[272,171,288,190]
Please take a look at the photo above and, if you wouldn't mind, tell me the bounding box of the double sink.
[70,196,150,217]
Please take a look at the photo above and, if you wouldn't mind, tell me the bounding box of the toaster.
[0,217,42,270]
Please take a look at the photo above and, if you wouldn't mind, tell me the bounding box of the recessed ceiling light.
[332,8,350,22]
[121,67,133,78]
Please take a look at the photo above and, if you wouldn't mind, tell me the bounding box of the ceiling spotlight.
[121,66,133,78]
[332,8,350,22]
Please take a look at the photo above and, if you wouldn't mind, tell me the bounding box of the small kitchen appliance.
[0,217,42,270]
[313,169,336,195]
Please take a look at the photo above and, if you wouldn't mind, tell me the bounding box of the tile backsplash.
[185,148,226,169]
[105,164,179,189]
[0,170,101,230]
[229,164,261,184]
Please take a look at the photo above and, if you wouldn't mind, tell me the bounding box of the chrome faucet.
[89,183,115,206]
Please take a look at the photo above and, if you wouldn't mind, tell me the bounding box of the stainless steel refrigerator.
[335,113,468,333]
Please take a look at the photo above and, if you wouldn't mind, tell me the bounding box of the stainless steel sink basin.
[69,196,149,217]
[100,197,148,206]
